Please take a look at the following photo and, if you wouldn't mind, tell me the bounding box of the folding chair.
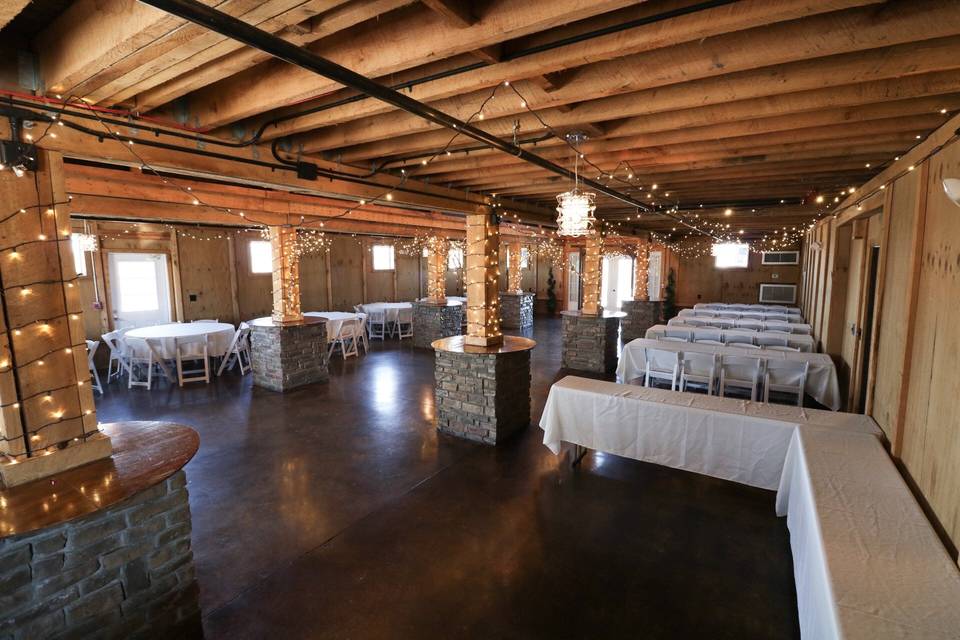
[680,352,717,395]
[763,360,809,407]
[644,348,681,390]
[218,326,252,376]
[718,355,763,401]
[329,318,360,360]
[86,340,103,395]
[175,334,211,386]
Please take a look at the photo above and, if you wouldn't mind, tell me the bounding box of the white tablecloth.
[124,322,235,358]
[776,428,960,639]
[360,302,412,322]
[680,308,805,323]
[617,338,841,410]
[304,312,360,342]
[648,324,814,351]
[695,303,801,315]
[539,376,879,490]
[668,316,813,335]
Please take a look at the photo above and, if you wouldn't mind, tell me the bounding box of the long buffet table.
[668,316,813,334]
[679,308,805,322]
[694,302,802,315]
[647,324,815,351]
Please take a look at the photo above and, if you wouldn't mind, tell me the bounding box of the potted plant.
[662,268,677,322]
[546,267,558,315]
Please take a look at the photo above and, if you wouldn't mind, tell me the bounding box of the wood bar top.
[0,422,199,539]
[432,335,536,354]
[248,316,326,328]
[560,309,628,319]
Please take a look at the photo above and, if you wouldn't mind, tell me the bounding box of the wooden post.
[426,239,448,303]
[507,241,522,293]
[270,226,302,324]
[581,232,603,315]
[0,150,110,485]
[633,241,650,301]
[464,212,502,346]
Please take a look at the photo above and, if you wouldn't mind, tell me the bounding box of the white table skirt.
[695,303,801,315]
[648,324,814,351]
[776,428,960,639]
[679,308,805,323]
[617,338,841,410]
[667,316,813,335]
[539,377,879,490]
[360,302,412,322]
[124,322,235,359]
[304,312,360,342]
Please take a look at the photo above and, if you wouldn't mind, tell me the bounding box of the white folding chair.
[367,309,386,340]
[644,348,681,390]
[735,320,759,330]
[218,326,252,376]
[718,355,763,401]
[724,334,755,347]
[356,313,370,353]
[663,329,691,342]
[692,329,723,345]
[763,360,809,407]
[714,319,735,330]
[176,335,211,386]
[128,338,162,390]
[328,318,360,360]
[766,315,789,323]
[756,336,789,348]
[395,307,413,340]
[102,329,131,382]
[680,352,717,395]
[741,312,764,320]
[86,340,103,395]
[684,318,706,327]
[718,312,739,320]
[192,319,219,323]
[765,345,800,352]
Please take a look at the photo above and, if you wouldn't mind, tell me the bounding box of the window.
[371,244,395,271]
[249,240,272,273]
[115,260,160,312]
[712,243,750,269]
[448,246,464,270]
[70,234,87,276]
[521,247,530,269]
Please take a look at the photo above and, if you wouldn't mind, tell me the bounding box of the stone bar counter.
[412,299,464,349]
[0,422,201,639]
[620,299,663,343]
[249,316,328,392]
[432,335,536,445]
[561,309,627,374]
[499,291,535,329]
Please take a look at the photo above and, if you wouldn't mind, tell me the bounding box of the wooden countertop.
[431,335,536,354]
[248,316,326,328]
[0,422,199,539]
[560,309,628,319]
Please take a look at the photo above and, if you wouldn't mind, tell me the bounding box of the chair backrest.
[718,312,739,319]
[756,336,788,347]
[368,308,386,323]
[725,334,754,345]
[682,351,716,376]
[176,334,209,358]
[692,330,722,342]
[356,313,368,332]
[239,321,250,330]
[193,319,218,323]
[664,329,690,341]
[741,312,764,320]
[338,318,358,338]
[765,345,801,352]
[714,319,734,329]
[720,355,762,382]
[353,305,362,314]
[684,318,705,327]
[102,331,122,354]
[86,340,100,365]
[646,348,680,372]
[765,329,792,335]
[766,315,789,323]
[398,307,413,323]
[765,359,809,386]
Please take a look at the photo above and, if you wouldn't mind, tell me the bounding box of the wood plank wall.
[676,251,802,307]
[802,137,960,559]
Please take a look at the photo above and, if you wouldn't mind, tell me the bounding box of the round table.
[304,312,360,342]
[124,322,236,359]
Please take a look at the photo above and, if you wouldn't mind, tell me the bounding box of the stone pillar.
[499,291,535,329]
[425,240,448,303]
[581,232,603,315]
[561,310,626,374]
[0,150,110,487]
[620,300,663,342]
[507,241,522,293]
[412,300,462,349]
[270,226,302,324]
[464,212,502,346]
[433,336,534,445]
[249,316,328,392]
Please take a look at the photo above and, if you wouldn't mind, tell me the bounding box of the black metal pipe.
[136,0,661,216]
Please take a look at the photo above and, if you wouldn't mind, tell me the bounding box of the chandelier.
[556,133,596,237]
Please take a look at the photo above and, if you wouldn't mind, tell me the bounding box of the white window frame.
[448,246,464,270]
[70,234,88,276]
[249,240,272,274]
[371,244,396,271]
[712,243,750,269]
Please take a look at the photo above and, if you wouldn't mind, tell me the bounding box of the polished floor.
[95,317,799,639]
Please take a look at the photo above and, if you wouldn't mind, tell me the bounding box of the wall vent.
[759,283,797,304]
[761,250,800,265]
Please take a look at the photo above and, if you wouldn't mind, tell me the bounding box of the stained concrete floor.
[94,316,799,639]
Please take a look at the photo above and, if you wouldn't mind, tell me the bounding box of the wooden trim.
[227,234,241,324]
[864,186,895,414]
[169,230,184,322]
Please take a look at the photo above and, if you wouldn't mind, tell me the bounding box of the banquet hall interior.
[1,0,960,638]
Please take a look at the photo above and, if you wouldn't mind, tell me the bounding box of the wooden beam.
[0,0,29,30]
[420,0,475,28]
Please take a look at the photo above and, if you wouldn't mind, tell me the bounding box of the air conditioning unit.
[761,250,800,265]
[759,283,797,304]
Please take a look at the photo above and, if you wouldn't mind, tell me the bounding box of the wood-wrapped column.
[581,232,603,315]
[464,212,502,346]
[270,226,302,324]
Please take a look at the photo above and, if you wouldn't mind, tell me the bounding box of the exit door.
[601,255,635,311]
[566,251,581,310]
[108,252,172,328]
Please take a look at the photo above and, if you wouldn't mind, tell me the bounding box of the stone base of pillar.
[249,317,328,392]
[620,300,663,342]
[561,310,626,374]
[499,292,535,329]
[432,335,536,445]
[413,300,463,349]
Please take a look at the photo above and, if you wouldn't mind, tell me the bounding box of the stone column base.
[413,300,463,349]
[499,292,535,329]
[249,317,328,392]
[620,299,663,342]
[561,310,626,374]
[432,335,535,445]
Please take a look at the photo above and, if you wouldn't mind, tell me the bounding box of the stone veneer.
[433,336,534,445]
[0,470,198,639]
[412,301,463,349]
[499,292,535,329]
[561,310,625,374]
[249,317,328,392]
[620,300,663,342]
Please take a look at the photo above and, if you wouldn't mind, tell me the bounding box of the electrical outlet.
[771,273,779,279]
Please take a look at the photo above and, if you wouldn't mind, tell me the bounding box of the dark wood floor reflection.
[94,317,799,639]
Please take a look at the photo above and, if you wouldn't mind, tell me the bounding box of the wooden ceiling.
[6,0,960,236]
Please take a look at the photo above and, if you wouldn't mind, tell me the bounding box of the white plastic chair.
[765,345,800,352]
[175,335,210,386]
[684,318,706,327]
[692,330,723,345]
[724,334,755,347]
[663,329,691,342]
[329,318,359,360]
[128,338,163,390]
[367,309,386,340]
[718,312,739,320]
[766,315,789,323]
[680,352,717,395]
[192,319,219,323]
[218,326,252,376]
[102,329,131,382]
[756,336,789,348]
[718,355,763,401]
[714,319,735,330]
[86,340,103,395]
[741,312,764,320]
[763,360,809,406]
[395,307,413,340]
[356,313,369,353]
[644,348,681,390]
